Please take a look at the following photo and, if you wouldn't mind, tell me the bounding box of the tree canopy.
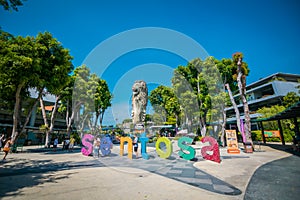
[0,0,25,11]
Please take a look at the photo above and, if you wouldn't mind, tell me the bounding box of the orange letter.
[120,137,133,159]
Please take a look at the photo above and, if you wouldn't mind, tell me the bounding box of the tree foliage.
[171,57,225,137]
[149,85,180,125]
[0,30,73,141]
[283,92,300,108]
[60,65,112,137]
[0,0,25,11]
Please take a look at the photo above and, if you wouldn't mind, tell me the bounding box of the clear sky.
[1,0,300,125]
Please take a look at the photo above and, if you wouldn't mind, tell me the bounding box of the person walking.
[2,137,13,161]
[69,136,75,152]
[53,137,58,152]
[93,137,100,158]
[0,134,5,151]
[133,134,139,159]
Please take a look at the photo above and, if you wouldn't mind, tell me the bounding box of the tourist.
[64,138,70,151]
[53,137,58,152]
[133,134,139,158]
[0,134,5,151]
[69,136,75,152]
[93,137,100,158]
[2,137,13,161]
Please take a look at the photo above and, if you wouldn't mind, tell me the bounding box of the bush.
[252,131,263,141]
[251,130,293,143]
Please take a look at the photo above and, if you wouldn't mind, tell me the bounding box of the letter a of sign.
[201,136,221,163]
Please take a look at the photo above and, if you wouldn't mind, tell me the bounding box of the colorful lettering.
[178,136,195,160]
[201,136,221,163]
[81,134,94,156]
[139,132,149,160]
[155,137,172,159]
[120,137,133,159]
[100,136,113,156]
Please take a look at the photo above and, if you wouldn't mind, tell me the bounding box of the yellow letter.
[120,137,133,159]
[155,137,172,159]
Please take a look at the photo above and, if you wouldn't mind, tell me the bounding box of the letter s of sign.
[200,136,221,163]
[178,136,195,160]
[81,134,94,156]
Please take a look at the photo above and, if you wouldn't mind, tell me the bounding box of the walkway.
[0,143,299,200]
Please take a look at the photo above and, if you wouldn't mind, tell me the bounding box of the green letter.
[178,137,195,160]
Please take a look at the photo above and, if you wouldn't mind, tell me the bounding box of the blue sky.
[1,0,300,125]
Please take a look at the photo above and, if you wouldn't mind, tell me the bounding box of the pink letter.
[81,134,94,156]
[201,136,221,163]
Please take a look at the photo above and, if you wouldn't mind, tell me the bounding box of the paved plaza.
[0,142,300,200]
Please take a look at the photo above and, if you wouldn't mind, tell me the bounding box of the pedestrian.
[0,134,5,151]
[53,137,58,152]
[69,136,75,152]
[133,134,139,158]
[2,137,13,161]
[64,138,70,151]
[93,137,100,158]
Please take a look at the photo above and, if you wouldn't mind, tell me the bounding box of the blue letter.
[139,132,149,159]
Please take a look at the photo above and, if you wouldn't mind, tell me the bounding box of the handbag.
[3,146,10,152]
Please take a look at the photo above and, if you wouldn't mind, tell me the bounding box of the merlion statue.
[131,80,148,125]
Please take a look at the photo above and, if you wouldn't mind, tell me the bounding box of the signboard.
[226,130,240,154]
[264,130,280,138]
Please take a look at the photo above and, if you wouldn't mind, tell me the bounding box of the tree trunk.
[225,84,242,134]
[11,82,25,142]
[20,87,44,135]
[66,101,81,137]
[46,95,60,146]
[40,96,50,147]
[237,60,252,144]
[100,110,105,129]
[220,102,227,147]
[94,111,99,129]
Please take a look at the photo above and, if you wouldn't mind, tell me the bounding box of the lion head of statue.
[131,80,148,124]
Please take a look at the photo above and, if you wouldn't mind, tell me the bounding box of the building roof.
[246,72,300,91]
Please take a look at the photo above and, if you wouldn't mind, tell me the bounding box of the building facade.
[225,72,300,129]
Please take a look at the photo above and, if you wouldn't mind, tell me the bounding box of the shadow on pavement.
[261,143,300,157]
[244,155,300,200]
[0,170,76,198]
[0,157,101,198]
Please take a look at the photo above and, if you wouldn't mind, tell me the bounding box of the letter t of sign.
[139,132,149,159]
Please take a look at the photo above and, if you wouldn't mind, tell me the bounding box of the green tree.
[0,31,73,142]
[232,52,252,144]
[35,32,73,146]
[94,77,113,130]
[283,92,300,108]
[60,65,112,138]
[61,65,94,137]
[172,57,225,137]
[172,65,198,133]
[0,31,41,141]
[215,57,243,145]
[149,85,181,126]
[214,53,252,143]
[0,0,25,11]
[257,105,286,130]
